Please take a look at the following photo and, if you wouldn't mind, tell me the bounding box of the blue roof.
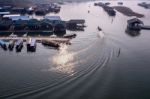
[10,16,30,21]
[0,12,10,15]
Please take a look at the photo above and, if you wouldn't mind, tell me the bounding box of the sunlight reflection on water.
[52,44,75,75]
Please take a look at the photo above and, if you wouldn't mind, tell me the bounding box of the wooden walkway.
[0,37,70,44]
[141,25,150,30]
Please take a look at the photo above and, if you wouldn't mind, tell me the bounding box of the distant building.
[66,19,85,30]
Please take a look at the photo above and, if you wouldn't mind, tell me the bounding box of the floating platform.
[141,26,150,30]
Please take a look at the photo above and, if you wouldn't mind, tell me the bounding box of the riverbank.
[113,6,144,18]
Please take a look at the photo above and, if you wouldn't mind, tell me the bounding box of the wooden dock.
[141,25,150,30]
[0,37,70,44]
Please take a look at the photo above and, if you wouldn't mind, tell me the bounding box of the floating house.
[127,18,144,31]
[26,7,34,14]
[66,19,85,30]
[11,16,30,31]
[35,9,46,16]
[11,7,26,14]
[27,19,40,30]
[0,20,12,30]
[40,19,53,31]
[138,2,150,9]
[13,20,27,31]
[44,16,66,33]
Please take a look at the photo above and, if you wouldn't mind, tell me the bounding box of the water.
[0,1,150,99]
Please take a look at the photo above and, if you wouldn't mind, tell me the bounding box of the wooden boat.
[26,37,32,47]
[98,26,102,31]
[27,38,36,52]
[0,40,7,51]
[42,40,59,48]
[16,39,23,52]
[8,40,15,51]
[63,33,77,39]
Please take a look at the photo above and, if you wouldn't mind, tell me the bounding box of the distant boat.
[118,2,123,5]
[63,33,77,39]
[97,26,102,31]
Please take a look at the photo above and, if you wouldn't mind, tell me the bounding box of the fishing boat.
[27,38,36,52]
[42,40,59,48]
[0,40,7,50]
[63,33,77,39]
[8,40,15,51]
[26,37,32,47]
[97,26,102,31]
[16,39,23,52]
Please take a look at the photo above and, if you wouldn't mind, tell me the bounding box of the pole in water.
[117,48,121,57]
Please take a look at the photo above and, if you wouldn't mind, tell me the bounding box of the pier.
[141,26,150,30]
[0,37,70,44]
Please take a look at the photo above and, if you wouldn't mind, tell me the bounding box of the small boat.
[16,39,23,52]
[97,26,102,31]
[63,33,77,39]
[105,2,110,6]
[0,40,7,51]
[118,2,123,5]
[8,40,15,51]
[42,40,59,48]
[26,37,32,47]
[50,34,57,38]
[27,38,36,52]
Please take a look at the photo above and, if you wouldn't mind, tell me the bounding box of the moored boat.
[0,40,7,51]
[42,40,59,48]
[8,40,15,51]
[63,33,77,39]
[26,38,36,52]
[16,39,23,52]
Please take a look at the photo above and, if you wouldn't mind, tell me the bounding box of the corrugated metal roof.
[44,16,61,21]
[0,11,10,15]
[10,16,30,21]
[68,19,85,24]
[3,14,20,18]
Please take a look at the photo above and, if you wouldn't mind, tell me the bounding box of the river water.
[0,1,150,99]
